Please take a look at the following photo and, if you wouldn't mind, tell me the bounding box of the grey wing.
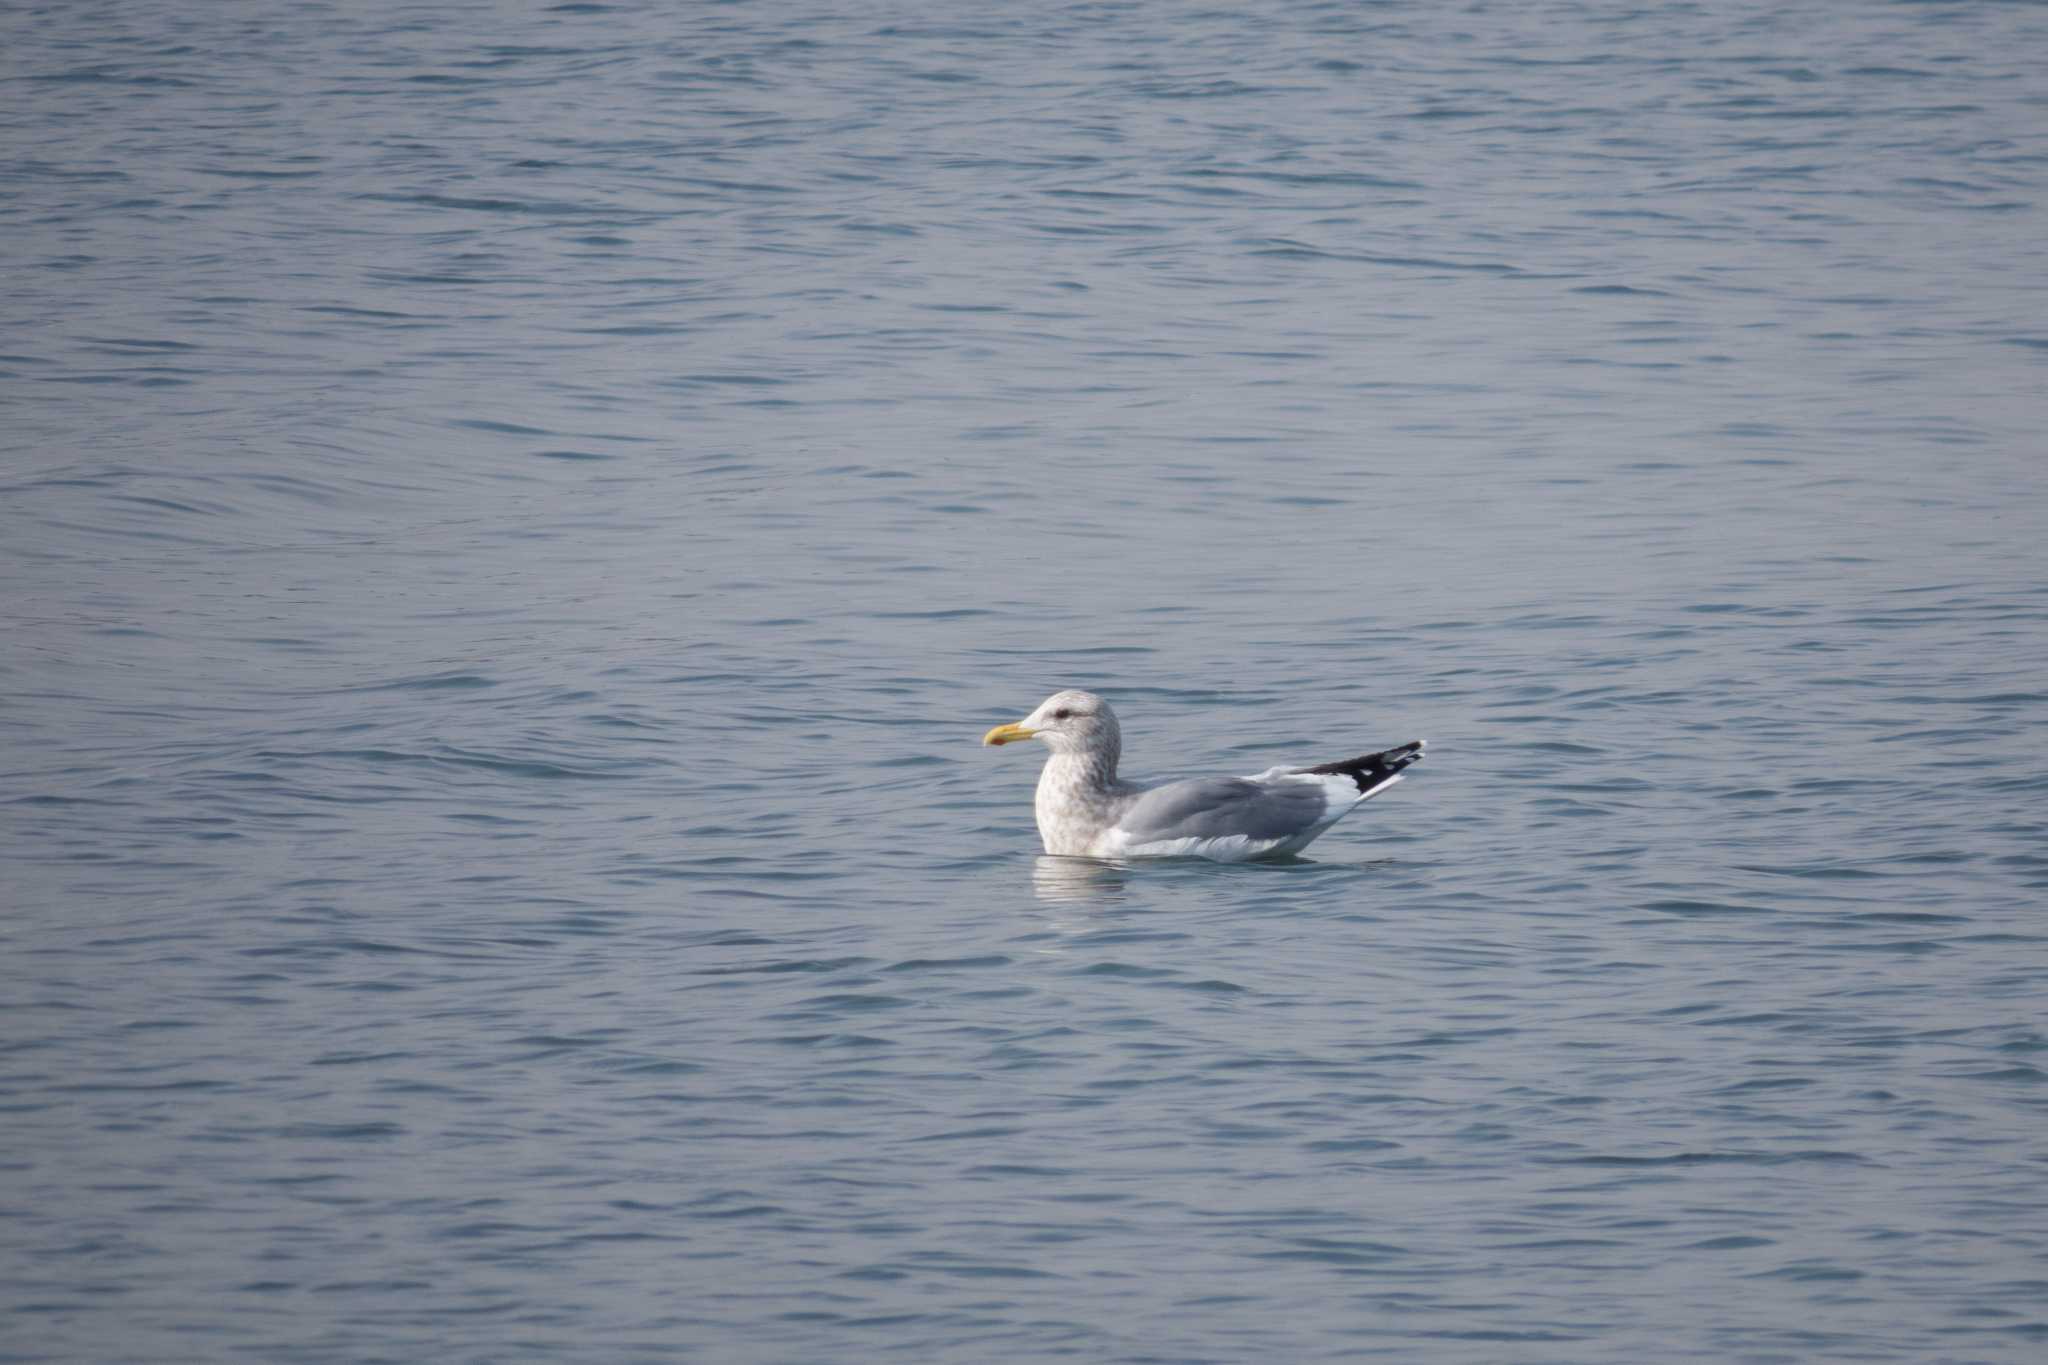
[1116,776,1331,844]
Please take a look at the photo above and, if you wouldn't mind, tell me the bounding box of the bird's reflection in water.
[1031,855,1129,905]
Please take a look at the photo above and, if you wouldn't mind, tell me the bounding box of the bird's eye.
[1053,708,1072,720]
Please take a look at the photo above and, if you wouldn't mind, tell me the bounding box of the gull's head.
[982,689,1118,756]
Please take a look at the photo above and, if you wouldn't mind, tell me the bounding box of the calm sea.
[4,1,2046,1360]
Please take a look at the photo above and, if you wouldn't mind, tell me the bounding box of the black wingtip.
[1299,739,1426,794]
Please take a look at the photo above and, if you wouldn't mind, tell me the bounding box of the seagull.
[982,689,1424,862]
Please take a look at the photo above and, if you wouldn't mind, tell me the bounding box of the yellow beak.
[982,722,1039,747]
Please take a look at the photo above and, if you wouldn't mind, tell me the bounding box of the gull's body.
[983,690,1423,862]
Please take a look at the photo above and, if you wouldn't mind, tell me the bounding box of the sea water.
[4,2,2046,1360]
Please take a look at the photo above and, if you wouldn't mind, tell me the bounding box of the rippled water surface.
[5,1,2048,1360]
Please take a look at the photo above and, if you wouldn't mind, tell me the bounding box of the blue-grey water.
[5,1,2047,1360]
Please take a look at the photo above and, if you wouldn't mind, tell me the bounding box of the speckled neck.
[1051,729,1120,788]
[1032,734,1125,856]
